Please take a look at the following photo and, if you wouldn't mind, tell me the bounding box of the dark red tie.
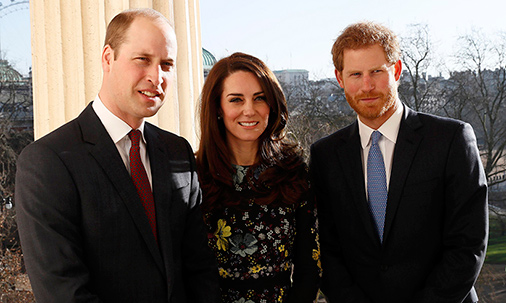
[128,130,157,242]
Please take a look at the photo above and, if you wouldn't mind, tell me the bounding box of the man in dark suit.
[15,8,219,303]
[310,22,488,303]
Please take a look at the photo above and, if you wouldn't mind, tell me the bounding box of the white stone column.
[30,0,203,148]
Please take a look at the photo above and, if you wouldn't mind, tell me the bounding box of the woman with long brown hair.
[196,52,320,302]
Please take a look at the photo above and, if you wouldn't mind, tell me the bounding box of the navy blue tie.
[367,131,387,242]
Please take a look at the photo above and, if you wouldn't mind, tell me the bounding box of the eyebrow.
[226,93,243,97]
[346,65,386,74]
[226,91,264,97]
[135,52,175,63]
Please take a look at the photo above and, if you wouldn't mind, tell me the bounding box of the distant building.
[273,69,309,86]
[0,60,23,82]
[0,60,33,131]
[203,48,217,79]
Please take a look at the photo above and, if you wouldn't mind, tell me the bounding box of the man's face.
[335,44,401,129]
[101,17,177,128]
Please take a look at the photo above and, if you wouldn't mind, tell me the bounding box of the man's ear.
[102,45,114,72]
[335,69,344,88]
[394,59,402,81]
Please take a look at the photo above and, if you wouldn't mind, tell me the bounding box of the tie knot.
[128,129,142,146]
[371,131,382,145]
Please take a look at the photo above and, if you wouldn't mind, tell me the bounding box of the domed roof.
[203,48,216,69]
[0,60,22,82]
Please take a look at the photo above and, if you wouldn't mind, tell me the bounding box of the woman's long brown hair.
[196,52,307,212]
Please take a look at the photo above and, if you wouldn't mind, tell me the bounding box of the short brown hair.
[104,8,170,57]
[331,21,400,72]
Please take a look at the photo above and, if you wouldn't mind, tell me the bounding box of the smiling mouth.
[239,122,259,127]
[140,91,159,97]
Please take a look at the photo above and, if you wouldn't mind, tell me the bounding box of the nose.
[147,64,164,87]
[243,100,255,116]
[361,74,375,92]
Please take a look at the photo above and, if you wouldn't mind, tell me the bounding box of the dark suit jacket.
[15,103,219,303]
[310,106,488,303]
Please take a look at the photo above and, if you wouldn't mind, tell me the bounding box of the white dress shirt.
[358,103,403,196]
[92,96,152,188]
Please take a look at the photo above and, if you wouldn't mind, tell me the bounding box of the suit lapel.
[383,106,423,243]
[144,124,174,284]
[336,122,379,244]
[78,104,165,274]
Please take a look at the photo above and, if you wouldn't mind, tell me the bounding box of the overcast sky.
[2,0,505,79]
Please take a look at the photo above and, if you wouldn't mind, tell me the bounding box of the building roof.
[273,69,309,74]
[203,48,217,69]
[0,60,22,82]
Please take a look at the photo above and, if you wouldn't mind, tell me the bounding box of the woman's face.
[220,71,270,151]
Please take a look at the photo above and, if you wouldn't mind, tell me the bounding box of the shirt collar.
[358,102,404,149]
[92,95,146,144]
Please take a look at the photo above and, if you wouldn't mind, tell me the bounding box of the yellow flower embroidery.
[277,288,285,302]
[218,268,230,278]
[214,219,232,251]
[249,264,265,274]
[312,248,321,270]
[278,244,285,253]
[313,233,322,270]
[283,262,291,271]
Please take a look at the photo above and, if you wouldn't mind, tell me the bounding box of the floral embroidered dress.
[204,164,320,303]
